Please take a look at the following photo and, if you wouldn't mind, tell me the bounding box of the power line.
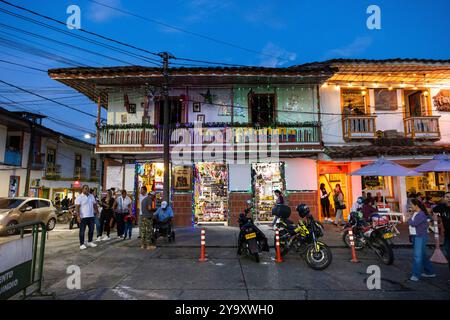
[0,1,163,61]
[0,7,162,67]
[0,79,104,120]
[87,0,291,64]
[0,58,46,72]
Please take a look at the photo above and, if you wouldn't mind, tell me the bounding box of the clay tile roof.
[325,144,450,159]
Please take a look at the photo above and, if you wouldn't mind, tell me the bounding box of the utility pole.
[24,122,36,197]
[158,52,174,203]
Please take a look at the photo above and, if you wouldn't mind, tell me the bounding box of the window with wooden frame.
[341,88,369,116]
[403,89,431,117]
[374,88,398,111]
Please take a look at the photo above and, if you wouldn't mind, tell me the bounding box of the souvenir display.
[252,163,285,222]
[137,162,165,207]
[194,163,228,223]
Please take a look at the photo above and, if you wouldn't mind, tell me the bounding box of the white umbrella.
[414,154,450,191]
[350,157,421,177]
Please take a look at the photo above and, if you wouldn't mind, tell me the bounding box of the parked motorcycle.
[56,207,71,224]
[237,200,269,262]
[68,205,79,230]
[275,204,332,270]
[342,211,395,265]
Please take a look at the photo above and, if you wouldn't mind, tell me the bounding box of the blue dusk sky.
[0,0,449,139]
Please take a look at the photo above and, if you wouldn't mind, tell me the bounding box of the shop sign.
[0,236,33,300]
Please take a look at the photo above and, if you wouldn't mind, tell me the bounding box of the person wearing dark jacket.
[432,192,450,285]
[407,199,435,282]
[98,190,114,240]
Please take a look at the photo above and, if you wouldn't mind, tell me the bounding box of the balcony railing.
[98,123,321,147]
[31,152,45,170]
[4,149,22,166]
[45,164,61,179]
[90,170,100,182]
[404,116,441,140]
[74,167,87,180]
[343,115,377,140]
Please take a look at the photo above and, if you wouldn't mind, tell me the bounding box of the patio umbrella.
[350,157,421,177]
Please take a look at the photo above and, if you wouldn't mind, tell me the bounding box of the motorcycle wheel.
[69,220,74,230]
[371,237,394,265]
[304,243,333,270]
[342,230,364,250]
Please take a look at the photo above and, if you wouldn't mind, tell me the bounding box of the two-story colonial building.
[0,108,102,202]
[48,59,450,226]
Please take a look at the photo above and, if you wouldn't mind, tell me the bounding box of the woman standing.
[274,190,285,205]
[333,184,345,226]
[319,183,331,222]
[99,190,114,240]
[407,199,436,282]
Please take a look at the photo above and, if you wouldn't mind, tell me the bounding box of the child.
[123,212,135,240]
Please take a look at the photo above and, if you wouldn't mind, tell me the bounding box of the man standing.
[140,192,156,250]
[432,192,450,285]
[138,186,148,239]
[75,185,99,250]
[113,189,132,239]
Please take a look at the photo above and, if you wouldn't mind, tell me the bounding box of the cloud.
[325,36,373,58]
[184,0,233,23]
[259,42,297,67]
[86,0,123,23]
[245,4,286,30]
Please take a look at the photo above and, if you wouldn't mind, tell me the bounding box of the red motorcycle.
[342,212,395,265]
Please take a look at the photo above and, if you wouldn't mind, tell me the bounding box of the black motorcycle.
[275,204,332,270]
[237,200,269,262]
[68,205,80,230]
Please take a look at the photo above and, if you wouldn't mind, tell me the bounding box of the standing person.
[406,198,436,282]
[319,183,331,222]
[113,190,132,239]
[366,192,375,207]
[432,192,450,285]
[333,184,345,226]
[75,185,98,250]
[374,192,385,206]
[140,194,156,250]
[123,211,135,240]
[138,186,148,239]
[61,196,69,209]
[99,189,114,241]
[274,190,285,205]
[91,189,102,241]
[54,196,61,209]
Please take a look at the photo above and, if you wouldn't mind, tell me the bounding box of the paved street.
[10,222,449,300]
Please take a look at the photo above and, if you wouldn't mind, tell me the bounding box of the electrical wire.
[0,58,46,72]
[0,79,104,120]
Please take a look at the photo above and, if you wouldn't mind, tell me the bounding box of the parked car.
[0,197,57,235]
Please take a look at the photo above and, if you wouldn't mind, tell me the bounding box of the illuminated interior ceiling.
[327,62,450,87]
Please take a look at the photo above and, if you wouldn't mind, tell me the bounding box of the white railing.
[404,116,440,139]
[343,115,377,140]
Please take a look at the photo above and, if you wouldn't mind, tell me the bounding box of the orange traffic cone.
[199,229,207,262]
[275,229,283,263]
[348,229,360,263]
[430,218,448,264]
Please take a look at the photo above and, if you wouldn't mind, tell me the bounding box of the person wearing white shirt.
[75,185,99,250]
[113,189,132,239]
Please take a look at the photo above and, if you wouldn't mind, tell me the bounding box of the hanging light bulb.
[373,82,379,88]
[388,86,394,91]
[349,82,354,87]
[335,84,340,90]
[322,82,328,88]
[423,91,429,96]
[361,90,367,96]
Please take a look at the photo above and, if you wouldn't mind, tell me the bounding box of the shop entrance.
[194,163,228,225]
[251,162,285,223]
[318,164,351,222]
[136,162,165,208]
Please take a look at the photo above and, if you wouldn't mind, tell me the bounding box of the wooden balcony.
[404,116,441,140]
[97,123,322,154]
[343,115,377,140]
[45,164,61,180]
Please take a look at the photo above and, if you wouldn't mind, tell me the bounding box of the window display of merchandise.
[194,163,228,223]
[137,162,165,207]
[252,163,285,222]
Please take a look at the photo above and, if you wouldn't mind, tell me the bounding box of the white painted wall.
[284,158,317,190]
[229,164,251,191]
[319,85,345,145]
